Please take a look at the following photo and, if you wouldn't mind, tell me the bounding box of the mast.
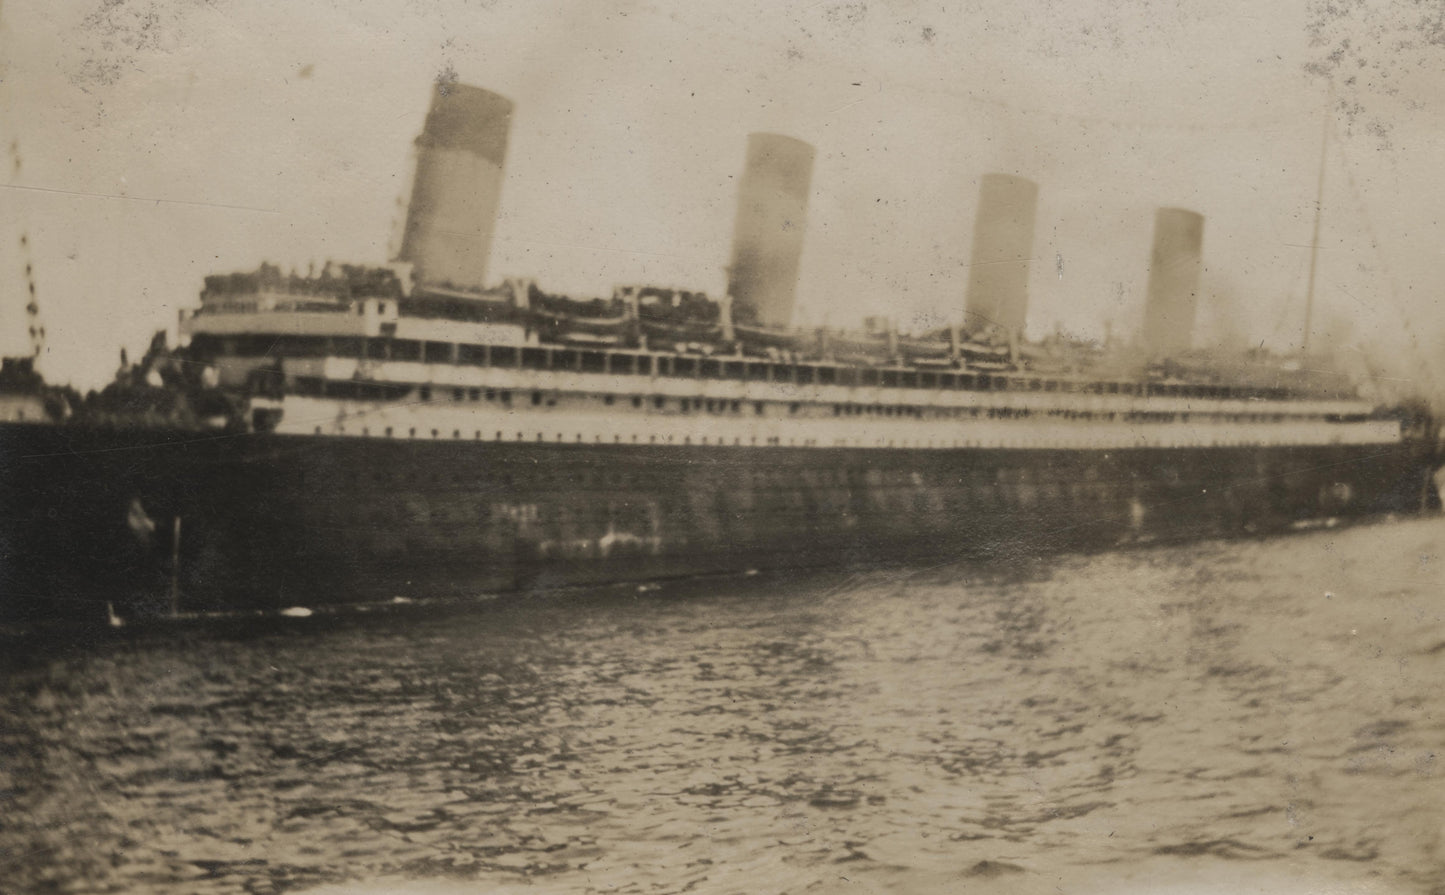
[8,141,45,361]
[1302,99,1330,356]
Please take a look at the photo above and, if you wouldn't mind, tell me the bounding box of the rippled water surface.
[3,518,1444,894]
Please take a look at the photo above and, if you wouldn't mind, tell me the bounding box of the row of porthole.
[313,425,808,447]
[314,423,1342,450]
[342,385,1345,426]
[309,424,1344,451]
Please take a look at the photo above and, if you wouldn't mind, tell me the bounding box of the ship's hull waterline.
[1,421,1436,624]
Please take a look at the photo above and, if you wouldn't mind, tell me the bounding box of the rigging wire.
[1327,114,1440,397]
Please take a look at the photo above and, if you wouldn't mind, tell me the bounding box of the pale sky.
[2,0,1443,392]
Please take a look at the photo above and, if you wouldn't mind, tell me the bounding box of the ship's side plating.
[1,416,1434,622]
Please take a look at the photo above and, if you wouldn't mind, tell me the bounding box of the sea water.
[3,517,1443,894]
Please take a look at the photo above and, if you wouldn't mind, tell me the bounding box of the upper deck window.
[392,340,422,363]
[332,337,364,358]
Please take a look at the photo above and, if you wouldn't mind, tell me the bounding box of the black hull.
[1,421,1438,623]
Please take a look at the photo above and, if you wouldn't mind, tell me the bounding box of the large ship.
[1,83,1439,625]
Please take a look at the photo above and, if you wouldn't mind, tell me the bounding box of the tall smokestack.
[1141,207,1204,356]
[726,133,815,329]
[398,83,514,292]
[964,174,1038,338]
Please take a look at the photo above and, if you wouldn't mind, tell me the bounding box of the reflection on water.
[2,518,1442,894]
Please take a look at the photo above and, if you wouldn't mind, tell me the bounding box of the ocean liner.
[1,83,1439,624]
